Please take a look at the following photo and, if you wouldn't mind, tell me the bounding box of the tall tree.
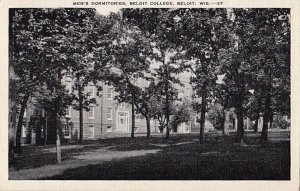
[133,81,157,139]
[66,9,94,143]
[239,9,290,140]
[9,8,105,160]
[176,9,230,143]
[10,8,73,154]
[218,9,290,142]
[108,11,152,138]
[123,9,185,139]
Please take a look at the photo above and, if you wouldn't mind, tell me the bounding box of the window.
[107,88,113,100]
[120,102,125,108]
[64,124,70,138]
[88,106,94,119]
[89,125,94,138]
[107,108,113,120]
[107,126,112,132]
[88,85,95,98]
[66,106,72,118]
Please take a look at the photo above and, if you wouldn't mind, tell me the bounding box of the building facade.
[21,72,259,145]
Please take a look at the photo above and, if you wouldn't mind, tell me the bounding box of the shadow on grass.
[45,135,290,180]
[11,136,157,170]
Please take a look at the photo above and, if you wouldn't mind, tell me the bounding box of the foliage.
[122,9,185,138]
[207,104,225,130]
[170,100,193,132]
[273,114,290,129]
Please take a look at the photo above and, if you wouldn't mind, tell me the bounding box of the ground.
[9,130,290,180]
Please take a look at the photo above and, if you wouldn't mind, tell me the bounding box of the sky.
[95,7,120,16]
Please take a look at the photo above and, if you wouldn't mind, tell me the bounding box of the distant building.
[18,71,226,145]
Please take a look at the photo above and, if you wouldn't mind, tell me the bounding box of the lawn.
[9,131,290,180]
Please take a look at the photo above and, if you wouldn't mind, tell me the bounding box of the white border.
[0,0,299,190]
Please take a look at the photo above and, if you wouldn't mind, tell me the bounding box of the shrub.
[273,114,290,129]
[207,104,225,130]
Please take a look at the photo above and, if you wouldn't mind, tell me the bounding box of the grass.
[9,131,290,180]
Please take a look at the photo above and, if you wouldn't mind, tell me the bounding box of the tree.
[9,8,103,161]
[107,11,152,138]
[61,9,113,143]
[8,48,17,163]
[134,81,157,139]
[217,9,290,142]
[150,93,170,133]
[36,71,73,164]
[122,9,184,139]
[207,104,226,135]
[218,48,251,143]
[210,82,232,136]
[10,8,73,154]
[243,9,290,140]
[217,9,258,143]
[170,99,193,133]
[176,9,230,143]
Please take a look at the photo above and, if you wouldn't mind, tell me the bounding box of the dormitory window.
[107,108,113,120]
[88,106,94,119]
[89,125,94,138]
[107,88,113,100]
[107,126,112,132]
[64,124,70,138]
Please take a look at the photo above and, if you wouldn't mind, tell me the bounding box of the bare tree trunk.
[232,118,235,129]
[55,71,62,164]
[78,82,84,143]
[269,112,273,129]
[163,52,171,140]
[131,94,135,138]
[79,102,83,143]
[146,113,151,139]
[253,114,259,133]
[199,85,207,144]
[15,93,30,154]
[44,115,48,145]
[165,118,170,139]
[253,98,261,133]
[235,105,244,143]
[56,132,62,164]
[221,110,226,137]
[9,64,17,164]
[159,127,163,133]
[261,92,271,141]
[54,110,62,164]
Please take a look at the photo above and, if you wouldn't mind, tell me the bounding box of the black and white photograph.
[4,1,297,188]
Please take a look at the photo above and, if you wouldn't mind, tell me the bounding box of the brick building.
[19,72,215,145]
